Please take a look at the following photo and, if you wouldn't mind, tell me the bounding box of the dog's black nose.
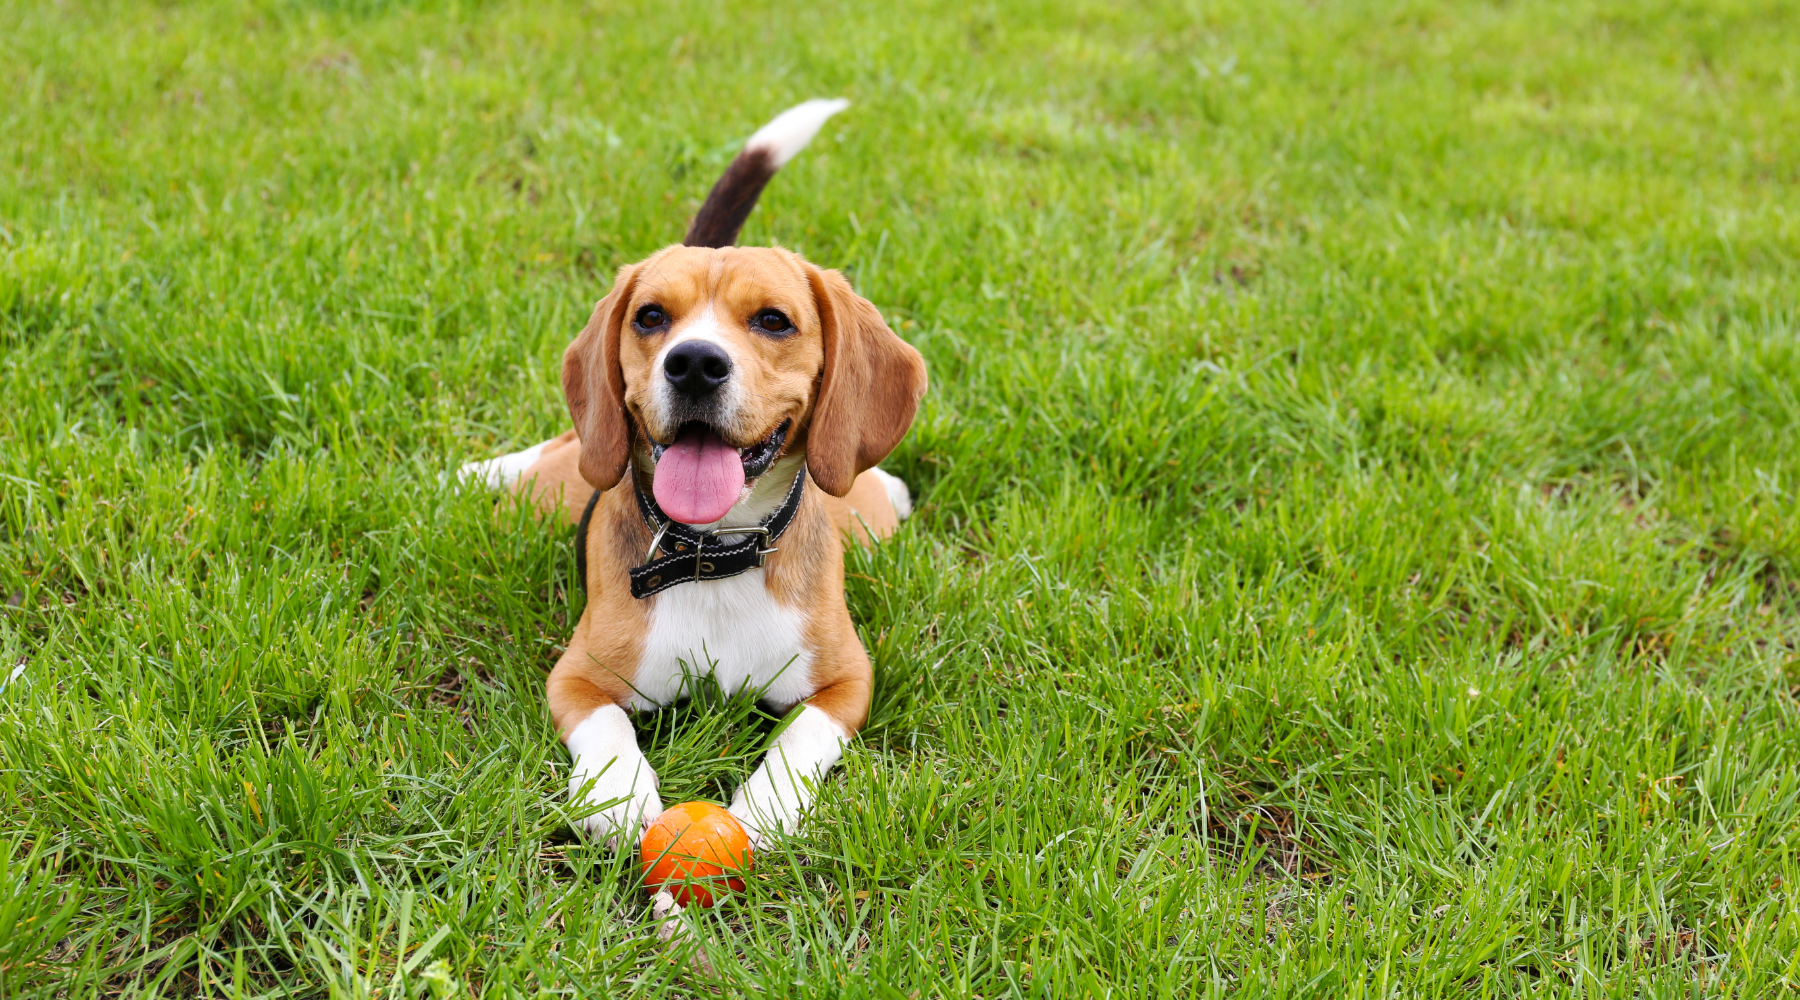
[663,340,733,399]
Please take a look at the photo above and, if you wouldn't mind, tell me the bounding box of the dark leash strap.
[628,468,808,599]
[571,469,808,599]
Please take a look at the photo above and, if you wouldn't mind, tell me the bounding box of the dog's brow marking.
[658,306,738,371]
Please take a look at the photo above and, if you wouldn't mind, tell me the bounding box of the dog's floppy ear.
[804,265,928,497]
[562,263,642,491]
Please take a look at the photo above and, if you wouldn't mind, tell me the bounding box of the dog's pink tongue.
[653,426,745,525]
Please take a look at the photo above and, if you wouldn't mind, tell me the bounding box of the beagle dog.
[463,100,927,847]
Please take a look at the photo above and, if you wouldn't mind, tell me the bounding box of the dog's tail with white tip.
[684,98,850,249]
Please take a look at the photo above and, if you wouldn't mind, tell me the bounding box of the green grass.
[2,0,1798,994]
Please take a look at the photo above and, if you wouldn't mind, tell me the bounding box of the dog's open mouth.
[649,419,790,525]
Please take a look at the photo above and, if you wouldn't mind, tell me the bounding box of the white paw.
[728,773,808,849]
[566,705,661,848]
[570,769,662,848]
[725,802,773,850]
[458,442,546,491]
[728,705,847,846]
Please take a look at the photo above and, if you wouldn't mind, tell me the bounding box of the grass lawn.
[3,0,1799,995]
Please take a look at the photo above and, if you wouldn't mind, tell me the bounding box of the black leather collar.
[623,467,808,599]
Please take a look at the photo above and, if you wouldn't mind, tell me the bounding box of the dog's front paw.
[727,705,847,847]
[727,785,789,851]
[566,705,662,849]
[571,772,663,849]
[725,805,770,851]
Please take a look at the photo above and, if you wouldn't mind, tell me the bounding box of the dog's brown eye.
[634,305,669,330]
[753,309,792,335]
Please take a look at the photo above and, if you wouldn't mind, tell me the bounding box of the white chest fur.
[629,570,815,712]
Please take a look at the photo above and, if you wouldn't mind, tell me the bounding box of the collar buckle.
[721,525,780,567]
[644,522,671,562]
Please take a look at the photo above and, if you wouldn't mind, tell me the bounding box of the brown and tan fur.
[499,244,925,842]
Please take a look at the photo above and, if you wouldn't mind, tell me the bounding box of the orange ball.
[640,802,752,908]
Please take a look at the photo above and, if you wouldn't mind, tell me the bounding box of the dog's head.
[561,245,927,524]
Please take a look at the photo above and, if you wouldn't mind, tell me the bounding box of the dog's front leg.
[730,676,868,845]
[551,674,663,847]
[566,704,663,843]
